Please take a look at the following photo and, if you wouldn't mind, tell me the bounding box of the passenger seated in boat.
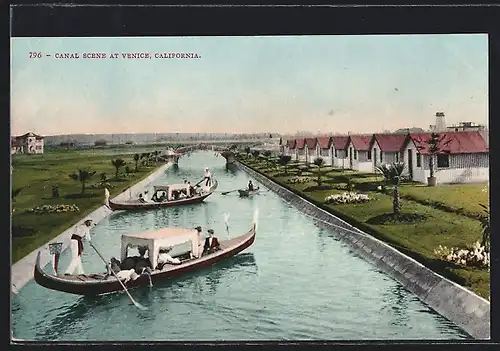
[138,193,146,203]
[203,229,221,255]
[188,182,196,197]
[248,180,254,191]
[116,269,139,283]
[190,226,204,259]
[159,191,167,202]
[120,246,151,273]
[105,257,122,279]
[157,248,181,269]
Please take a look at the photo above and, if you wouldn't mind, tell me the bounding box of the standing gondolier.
[65,219,94,276]
[203,167,212,192]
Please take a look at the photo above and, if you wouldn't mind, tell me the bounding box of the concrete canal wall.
[11,162,173,295]
[236,161,490,340]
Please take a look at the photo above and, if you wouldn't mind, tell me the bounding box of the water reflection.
[31,252,256,340]
[224,164,239,176]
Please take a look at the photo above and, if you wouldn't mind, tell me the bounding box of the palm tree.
[479,203,490,249]
[375,162,406,215]
[414,133,452,187]
[262,150,273,169]
[313,157,325,186]
[278,155,292,174]
[134,153,140,171]
[111,158,126,179]
[69,169,96,194]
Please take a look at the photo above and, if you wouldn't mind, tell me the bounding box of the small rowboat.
[238,187,260,197]
[34,222,256,296]
[108,179,218,211]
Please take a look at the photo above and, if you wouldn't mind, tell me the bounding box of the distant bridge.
[166,143,238,164]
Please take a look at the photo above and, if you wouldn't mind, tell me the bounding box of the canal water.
[11,151,469,341]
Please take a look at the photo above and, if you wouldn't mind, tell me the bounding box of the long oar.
[89,242,147,311]
[223,213,231,239]
[221,189,240,195]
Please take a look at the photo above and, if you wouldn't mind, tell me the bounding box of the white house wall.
[371,140,402,172]
[318,148,333,166]
[332,149,347,168]
[297,149,306,162]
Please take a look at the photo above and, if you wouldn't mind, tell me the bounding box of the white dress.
[65,224,91,275]
[158,252,181,267]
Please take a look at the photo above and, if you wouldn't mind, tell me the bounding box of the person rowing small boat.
[238,181,260,197]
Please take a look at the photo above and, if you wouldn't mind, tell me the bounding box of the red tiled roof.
[286,139,297,149]
[406,131,488,154]
[317,136,333,149]
[348,135,371,151]
[333,136,350,150]
[296,138,306,149]
[305,137,316,149]
[370,133,407,152]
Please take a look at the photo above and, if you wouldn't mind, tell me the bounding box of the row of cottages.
[283,130,489,184]
[11,132,45,155]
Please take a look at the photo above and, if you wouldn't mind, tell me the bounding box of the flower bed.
[287,176,311,184]
[434,241,490,269]
[325,192,370,204]
[90,181,116,189]
[27,204,80,214]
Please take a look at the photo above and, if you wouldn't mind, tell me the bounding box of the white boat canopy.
[121,227,200,269]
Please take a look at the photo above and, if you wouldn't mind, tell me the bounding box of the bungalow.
[315,136,334,166]
[296,138,307,162]
[285,139,297,159]
[12,132,44,154]
[304,137,317,163]
[369,133,408,172]
[402,131,489,184]
[331,135,350,168]
[11,138,24,155]
[346,135,372,172]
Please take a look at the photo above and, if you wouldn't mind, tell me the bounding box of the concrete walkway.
[11,162,173,295]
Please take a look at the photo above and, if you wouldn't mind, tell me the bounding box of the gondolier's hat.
[208,229,214,234]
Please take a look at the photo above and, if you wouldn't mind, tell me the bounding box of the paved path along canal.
[11,151,469,341]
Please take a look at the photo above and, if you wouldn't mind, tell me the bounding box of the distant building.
[446,121,486,132]
[11,132,44,154]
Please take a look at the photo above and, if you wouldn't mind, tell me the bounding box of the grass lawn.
[398,183,489,218]
[240,156,490,299]
[11,148,168,263]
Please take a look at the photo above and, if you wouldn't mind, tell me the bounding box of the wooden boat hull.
[33,225,256,296]
[108,180,218,211]
[238,188,260,197]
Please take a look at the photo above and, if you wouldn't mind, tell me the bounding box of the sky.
[11,34,488,136]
